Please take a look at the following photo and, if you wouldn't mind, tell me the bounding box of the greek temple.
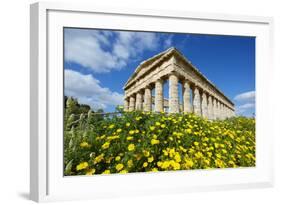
[123,47,235,120]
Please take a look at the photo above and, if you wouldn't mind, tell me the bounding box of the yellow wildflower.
[80,141,90,148]
[86,168,95,175]
[174,153,181,163]
[76,162,88,171]
[119,170,128,174]
[203,137,209,142]
[184,158,194,168]
[215,159,225,168]
[116,128,122,133]
[143,150,150,157]
[168,148,175,157]
[127,136,133,140]
[126,122,130,127]
[143,162,148,168]
[155,122,161,126]
[204,159,210,166]
[161,161,170,169]
[107,135,120,140]
[115,156,121,161]
[157,161,163,167]
[128,144,135,151]
[186,128,192,134]
[220,144,225,148]
[108,124,115,129]
[115,163,124,171]
[151,139,160,145]
[207,152,212,157]
[171,160,180,170]
[195,152,203,159]
[102,170,110,174]
[179,146,187,152]
[136,116,142,121]
[102,141,110,149]
[127,160,133,168]
[228,160,235,166]
[148,156,154,163]
[94,154,104,164]
[163,150,168,156]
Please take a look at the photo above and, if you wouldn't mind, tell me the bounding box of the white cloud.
[234,90,255,116]
[234,91,255,102]
[64,69,124,110]
[236,103,255,116]
[237,103,255,109]
[163,35,173,48]
[65,29,160,73]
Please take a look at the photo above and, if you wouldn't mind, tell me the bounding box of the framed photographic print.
[30,2,274,202]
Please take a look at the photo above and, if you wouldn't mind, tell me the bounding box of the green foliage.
[64,108,255,176]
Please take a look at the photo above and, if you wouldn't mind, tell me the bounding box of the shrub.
[64,111,255,176]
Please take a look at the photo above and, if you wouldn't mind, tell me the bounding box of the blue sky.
[64,28,255,117]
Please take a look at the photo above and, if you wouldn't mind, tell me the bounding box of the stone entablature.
[123,47,235,119]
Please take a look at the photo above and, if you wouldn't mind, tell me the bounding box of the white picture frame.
[30,1,274,202]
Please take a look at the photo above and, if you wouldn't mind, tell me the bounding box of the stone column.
[208,95,213,120]
[221,103,224,119]
[124,98,129,112]
[220,103,223,119]
[217,101,221,119]
[213,98,218,119]
[135,92,143,110]
[201,92,208,118]
[169,73,179,113]
[129,96,135,111]
[155,79,164,112]
[144,87,152,112]
[183,80,192,113]
[219,102,223,119]
[222,104,225,119]
[193,86,201,116]
[224,105,227,119]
